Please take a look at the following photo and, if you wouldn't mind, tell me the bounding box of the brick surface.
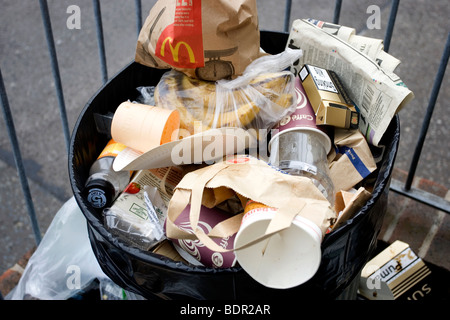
[417,178,448,198]
[426,214,450,269]
[379,189,409,239]
[388,200,435,251]
[0,269,22,297]
[379,168,449,271]
[0,247,35,297]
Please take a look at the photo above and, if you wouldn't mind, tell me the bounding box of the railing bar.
[135,0,142,38]
[383,0,400,53]
[333,0,343,24]
[390,179,450,214]
[38,0,70,153]
[0,68,42,245]
[93,0,108,84]
[405,31,450,190]
[283,0,292,33]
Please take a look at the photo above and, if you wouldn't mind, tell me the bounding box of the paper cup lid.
[113,127,249,171]
[234,211,322,289]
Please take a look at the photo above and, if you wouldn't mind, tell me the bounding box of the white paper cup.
[234,204,322,289]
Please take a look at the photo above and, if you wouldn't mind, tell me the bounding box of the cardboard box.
[299,64,359,129]
[359,240,433,300]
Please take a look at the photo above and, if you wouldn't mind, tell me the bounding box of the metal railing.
[390,33,450,212]
[0,0,449,300]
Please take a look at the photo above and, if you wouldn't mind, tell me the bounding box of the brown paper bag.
[328,187,372,232]
[327,128,377,192]
[135,0,261,81]
[165,156,336,253]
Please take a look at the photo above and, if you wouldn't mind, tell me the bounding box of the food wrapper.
[154,49,302,136]
[135,0,261,81]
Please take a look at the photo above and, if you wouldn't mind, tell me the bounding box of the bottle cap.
[83,179,116,210]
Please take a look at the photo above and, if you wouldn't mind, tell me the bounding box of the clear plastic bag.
[154,48,302,136]
[6,197,108,300]
[135,86,156,106]
[103,206,163,251]
[102,185,167,251]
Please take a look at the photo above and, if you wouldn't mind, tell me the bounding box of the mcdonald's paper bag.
[135,0,261,81]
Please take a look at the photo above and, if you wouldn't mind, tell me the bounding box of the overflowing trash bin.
[67,0,414,301]
[69,28,401,299]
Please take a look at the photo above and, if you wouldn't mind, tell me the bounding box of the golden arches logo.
[160,37,195,63]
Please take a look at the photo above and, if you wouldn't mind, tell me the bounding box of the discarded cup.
[111,101,180,153]
[168,204,237,268]
[269,76,334,204]
[234,200,322,289]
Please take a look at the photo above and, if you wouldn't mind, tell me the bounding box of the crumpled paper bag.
[328,128,377,192]
[165,156,336,253]
[135,0,261,81]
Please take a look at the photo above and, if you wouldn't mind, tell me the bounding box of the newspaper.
[287,19,414,146]
[305,19,401,73]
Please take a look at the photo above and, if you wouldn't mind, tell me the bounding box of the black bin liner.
[69,31,400,300]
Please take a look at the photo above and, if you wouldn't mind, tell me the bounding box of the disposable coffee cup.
[111,101,180,153]
[269,77,334,204]
[269,76,331,154]
[168,204,237,268]
[234,201,322,289]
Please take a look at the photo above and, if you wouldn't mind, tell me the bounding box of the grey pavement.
[0,0,449,278]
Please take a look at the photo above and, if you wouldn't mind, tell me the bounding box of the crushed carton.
[299,64,359,129]
[359,240,433,300]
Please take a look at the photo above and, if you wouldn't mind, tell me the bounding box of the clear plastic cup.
[269,76,334,204]
[269,130,334,204]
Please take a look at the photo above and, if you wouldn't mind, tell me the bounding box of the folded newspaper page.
[305,19,401,73]
[287,19,414,146]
